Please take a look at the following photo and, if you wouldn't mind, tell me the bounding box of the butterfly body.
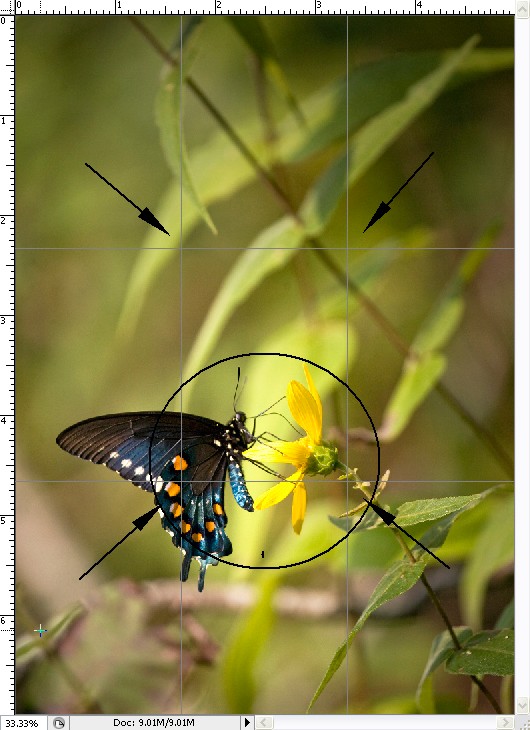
[56,410,255,591]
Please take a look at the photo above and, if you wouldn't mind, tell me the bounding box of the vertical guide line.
[178,14,184,715]
[344,15,349,716]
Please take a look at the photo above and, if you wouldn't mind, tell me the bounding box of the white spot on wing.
[134,466,145,476]
[155,476,164,492]
[121,459,132,468]
[110,451,119,458]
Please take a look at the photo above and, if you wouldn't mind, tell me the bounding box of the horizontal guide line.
[15,246,514,251]
[15,479,512,484]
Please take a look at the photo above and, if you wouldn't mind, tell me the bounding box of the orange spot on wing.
[171,503,182,517]
[192,532,203,542]
[181,522,191,533]
[166,482,180,496]
[213,504,224,515]
[205,521,215,532]
[173,455,188,471]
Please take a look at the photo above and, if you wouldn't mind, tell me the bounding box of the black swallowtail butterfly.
[56,411,255,591]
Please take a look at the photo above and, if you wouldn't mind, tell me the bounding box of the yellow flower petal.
[291,481,307,534]
[303,364,322,430]
[244,439,310,465]
[254,470,303,510]
[287,380,322,445]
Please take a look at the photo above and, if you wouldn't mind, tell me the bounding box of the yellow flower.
[244,364,339,534]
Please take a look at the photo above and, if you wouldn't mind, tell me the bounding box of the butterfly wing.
[56,411,223,490]
[57,411,247,591]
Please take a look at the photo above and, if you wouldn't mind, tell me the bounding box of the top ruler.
[0,0,525,15]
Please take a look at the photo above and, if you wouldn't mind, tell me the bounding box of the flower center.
[305,442,339,477]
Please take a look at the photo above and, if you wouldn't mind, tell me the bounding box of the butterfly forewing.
[56,411,223,489]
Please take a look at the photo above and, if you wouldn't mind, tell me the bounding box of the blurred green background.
[16,16,513,715]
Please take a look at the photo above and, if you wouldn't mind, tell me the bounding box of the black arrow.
[85,163,169,235]
[79,506,159,580]
[363,498,450,569]
[363,151,434,233]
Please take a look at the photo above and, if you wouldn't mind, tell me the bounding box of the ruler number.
[216,0,221,8]
[0,316,5,324]
[417,1,422,5]
[1,17,5,24]
[0,516,5,525]
[316,0,321,7]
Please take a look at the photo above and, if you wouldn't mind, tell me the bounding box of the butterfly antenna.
[252,395,285,419]
[256,410,304,439]
[233,367,241,411]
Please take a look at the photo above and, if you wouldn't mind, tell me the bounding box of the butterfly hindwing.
[157,449,232,591]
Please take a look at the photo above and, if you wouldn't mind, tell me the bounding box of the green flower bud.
[305,442,339,476]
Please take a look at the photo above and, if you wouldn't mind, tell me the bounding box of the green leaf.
[308,559,426,712]
[446,629,514,676]
[184,216,305,380]
[331,484,507,544]
[379,352,446,442]
[395,495,488,527]
[412,226,497,355]
[226,17,304,125]
[461,496,514,628]
[415,627,474,712]
[330,493,490,534]
[329,507,382,534]
[221,578,277,713]
[409,486,503,559]
[379,223,496,441]
[495,599,514,630]
[156,67,216,233]
[281,48,513,163]
[301,35,479,235]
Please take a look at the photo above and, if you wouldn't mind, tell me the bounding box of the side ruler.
[0,12,16,717]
